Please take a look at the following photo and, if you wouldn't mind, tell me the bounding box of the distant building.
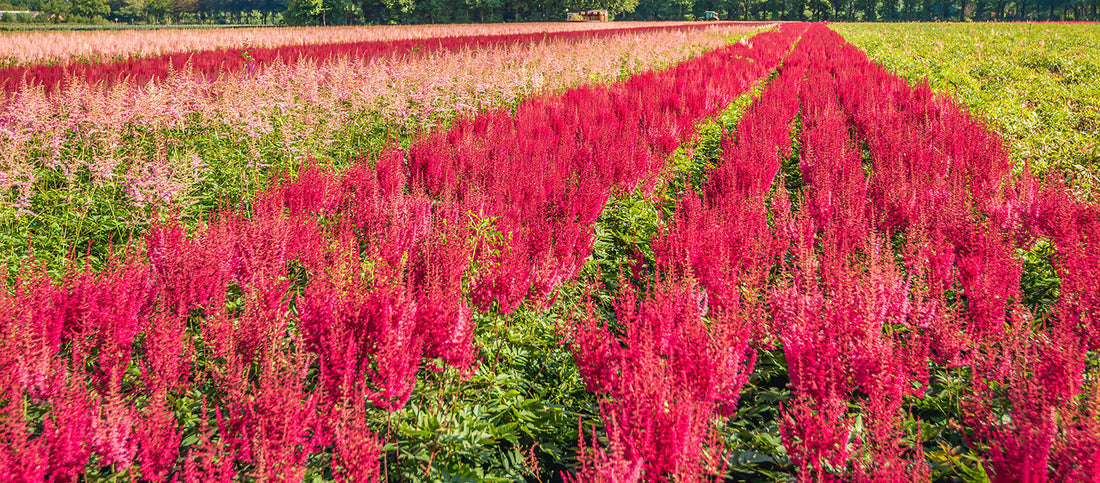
[566,9,609,22]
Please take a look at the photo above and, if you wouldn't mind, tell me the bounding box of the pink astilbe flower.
[92,381,137,471]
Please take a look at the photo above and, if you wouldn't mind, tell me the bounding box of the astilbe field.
[3,19,1100,482]
[0,23,801,481]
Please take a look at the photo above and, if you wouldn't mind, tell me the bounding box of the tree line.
[1,0,1097,27]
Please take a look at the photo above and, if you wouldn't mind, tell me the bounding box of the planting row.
[564,23,1100,481]
[836,22,1100,193]
[0,23,760,274]
[0,21,708,68]
[0,24,806,481]
[0,22,763,93]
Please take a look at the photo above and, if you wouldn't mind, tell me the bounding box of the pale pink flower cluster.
[0,21,703,67]
[0,24,761,216]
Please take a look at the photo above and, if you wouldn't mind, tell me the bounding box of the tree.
[784,0,806,19]
[418,0,454,21]
[71,0,110,18]
[142,0,170,21]
[323,0,360,24]
[855,0,876,19]
[807,0,831,17]
[41,0,71,20]
[120,0,145,20]
[566,0,638,17]
[464,0,500,21]
[285,0,320,23]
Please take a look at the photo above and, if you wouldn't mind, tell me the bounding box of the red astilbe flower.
[65,257,156,395]
[962,298,1100,483]
[1036,182,1100,350]
[963,310,1058,483]
[795,75,870,259]
[328,385,384,483]
[0,264,68,401]
[0,367,98,482]
[774,250,930,483]
[298,262,424,412]
[409,218,478,370]
[566,277,751,481]
[139,308,194,395]
[772,191,929,482]
[567,420,645,483]
[1051,381,1100,480]
[146,222,235,316]
[40,369,98,481]
[853,322,932,483]
[238,339,322,481]
[780,395,854,482]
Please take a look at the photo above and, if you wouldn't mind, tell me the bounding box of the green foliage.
[911,366,989,482]
[720,349,794,481]
[375,308,595,482]
[40,0,70,19]
[1018,238,1061,317]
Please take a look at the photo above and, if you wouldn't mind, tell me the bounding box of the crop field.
[1,20,1098,482]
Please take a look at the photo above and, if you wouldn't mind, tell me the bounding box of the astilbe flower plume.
[567,278,744,482]
[135,391,183,482]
